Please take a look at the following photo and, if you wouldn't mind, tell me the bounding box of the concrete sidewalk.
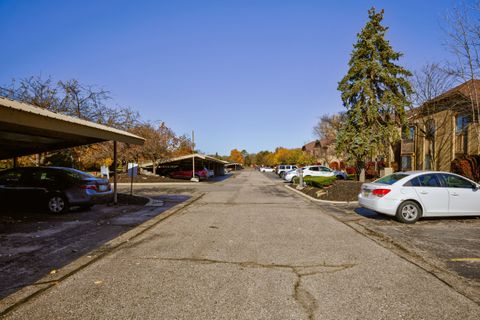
[2,170,479,319]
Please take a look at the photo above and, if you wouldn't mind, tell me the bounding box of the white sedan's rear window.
[374,173,409,185]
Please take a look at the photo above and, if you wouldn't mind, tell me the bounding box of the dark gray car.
[0,167,112,213]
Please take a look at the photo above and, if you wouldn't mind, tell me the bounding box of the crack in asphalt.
[135,256,355,319]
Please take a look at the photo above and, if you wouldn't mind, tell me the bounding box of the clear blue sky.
[0,0,462,155]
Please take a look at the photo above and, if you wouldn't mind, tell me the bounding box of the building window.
[456,115,470,133]
[401,156,412,171]
[402,126,415,142]
[455,114,469,154]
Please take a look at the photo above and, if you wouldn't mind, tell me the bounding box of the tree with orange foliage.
[228,149,244,164]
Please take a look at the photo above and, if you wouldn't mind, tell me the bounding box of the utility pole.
[113,141,118,205]
[191,130,198,182]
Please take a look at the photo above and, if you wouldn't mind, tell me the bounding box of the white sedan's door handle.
[420,191,428,195]
[451,192,459,196]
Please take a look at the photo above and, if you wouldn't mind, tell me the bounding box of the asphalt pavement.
[2,170,479,319]
[0,195,189,299]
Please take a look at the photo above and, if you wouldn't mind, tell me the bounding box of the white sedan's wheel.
[48,195,68,214]
[396,201,421,224]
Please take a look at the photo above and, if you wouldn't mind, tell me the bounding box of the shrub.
[304,176,337,188]
[451,155,480,182]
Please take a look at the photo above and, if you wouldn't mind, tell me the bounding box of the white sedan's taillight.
[372,188,391,197]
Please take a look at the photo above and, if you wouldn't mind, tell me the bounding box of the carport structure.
[0,96,145,202]
[225,162,243,171]
[144,153,228,177]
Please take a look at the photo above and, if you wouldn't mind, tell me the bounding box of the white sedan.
[260,167,274,173]
[302,165,335,178]
[284,165,335,182]
[358,171,480,223]
[284,169,299,182]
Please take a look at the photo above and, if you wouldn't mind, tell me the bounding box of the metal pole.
[13,157,17,168]
[130,166,134,196]
[113,141,118,205]
[297,167,304,190]
[192,130,195,179]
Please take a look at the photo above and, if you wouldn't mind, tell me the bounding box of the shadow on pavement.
[354,207,394,221]
[206,173,234,183]
[0,194,189,299]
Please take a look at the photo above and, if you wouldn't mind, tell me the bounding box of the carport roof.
[160,153,229,164]
[0,96,145,159]
[143,153,229,167]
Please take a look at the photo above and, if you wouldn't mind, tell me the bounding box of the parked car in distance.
[260,167,274,173]
[205,167,215,178]
[358,171,480,223]
[301,165,335,178]
[284,166,339,182]
[169,168,209,180]
[277,165,297,178]
[0,166,112,214]
[334,170,348,180]
[284,168,301,182]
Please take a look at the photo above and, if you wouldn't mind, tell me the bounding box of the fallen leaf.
[94,280,103,285]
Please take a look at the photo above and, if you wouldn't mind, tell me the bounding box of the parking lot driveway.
[360,211,480,280]
[0,194,189,299]
[319,203,480,300]
[3,170,479,320]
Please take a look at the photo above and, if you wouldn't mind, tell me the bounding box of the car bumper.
[358,194,400,216]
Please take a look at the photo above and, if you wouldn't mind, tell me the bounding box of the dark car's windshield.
[374,173,409,185]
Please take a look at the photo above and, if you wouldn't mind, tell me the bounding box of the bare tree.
[444,2,480,153]
[313,113,345,141]
[58,79,111,120]
[410,63,455,169]
[9,76,59,111]
[312,113,346,165]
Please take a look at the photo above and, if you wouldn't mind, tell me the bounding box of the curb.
[285,184,359,205]
[0,192,204,317]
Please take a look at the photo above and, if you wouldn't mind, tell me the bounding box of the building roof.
[302,139,332,151]
[0,96,144,159]
[429,79,480,104]
[409,79,480,119]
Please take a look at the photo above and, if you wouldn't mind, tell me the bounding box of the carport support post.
[113,141,118,205]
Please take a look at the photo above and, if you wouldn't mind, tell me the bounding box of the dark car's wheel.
[336,174,345,180]
[396,201,421,224]
[47,194,69,214]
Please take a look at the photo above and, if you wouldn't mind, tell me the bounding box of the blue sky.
[0,0,462,155]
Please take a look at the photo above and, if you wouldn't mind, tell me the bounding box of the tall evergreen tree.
[336,7,412,170]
